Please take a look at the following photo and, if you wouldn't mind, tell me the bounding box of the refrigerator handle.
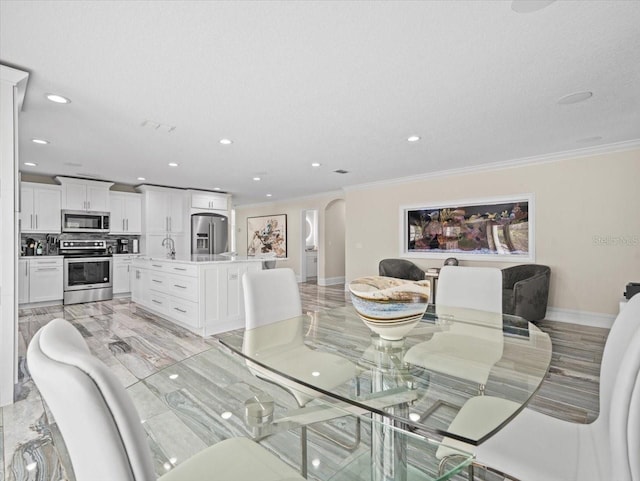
[209,222,214,255]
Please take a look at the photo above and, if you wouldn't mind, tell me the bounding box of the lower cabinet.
[131,258,262,336]
[18,259,29,304]
[113,255,136,295]
[27,257,63,303]
[131,263,149,305]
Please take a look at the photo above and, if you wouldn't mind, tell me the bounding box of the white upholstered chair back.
[27,318,155,481]
[436,266,502,314]
[243,268,302,330]
[607,295,640,481]
[598,294,640,427]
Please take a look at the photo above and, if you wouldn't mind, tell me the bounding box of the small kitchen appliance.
[117,239,129,253]
[61,210,110,233]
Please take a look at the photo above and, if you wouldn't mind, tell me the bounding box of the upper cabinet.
[56,176,113,211]
[20,183,62,233]
[110,192,142,234]
[138,185,185,234]
[189,190,229,211]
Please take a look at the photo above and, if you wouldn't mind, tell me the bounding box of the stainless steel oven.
[60,239,113,305]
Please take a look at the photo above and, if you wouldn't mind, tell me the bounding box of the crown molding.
[1,64,29,111]
[344,139,640,193]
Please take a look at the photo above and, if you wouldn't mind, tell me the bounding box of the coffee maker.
[117,239,129,253]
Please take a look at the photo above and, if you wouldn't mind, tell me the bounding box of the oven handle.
[64,256,113,264]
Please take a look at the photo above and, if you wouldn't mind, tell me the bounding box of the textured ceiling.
[1,0,639,205]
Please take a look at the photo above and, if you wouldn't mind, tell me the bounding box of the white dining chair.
[27,318,305,481]
[404,266,504,392]
[437,293,640,481]
[242,268,361,476]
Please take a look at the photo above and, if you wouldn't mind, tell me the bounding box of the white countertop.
[138,254,286,265]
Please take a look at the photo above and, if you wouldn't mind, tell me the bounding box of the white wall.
[323,199,345,283]
[235,191,345,284]
[344,148,640,321]
[1,65,29,406]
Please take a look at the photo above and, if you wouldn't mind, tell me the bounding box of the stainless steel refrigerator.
[191,213,229,255]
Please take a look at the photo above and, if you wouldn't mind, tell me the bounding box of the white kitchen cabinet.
[139,186,185,234]
[20,183,62,233]
[131,258,262,336]
[131,264,149,305]
[189,190,229,211]
[202,262,262,332]
[306,251,318,280]
[28,257,63,303]
[110,192,142,234]
[56,176,113,211]
[18,258,29,304]
[113,255,135,294]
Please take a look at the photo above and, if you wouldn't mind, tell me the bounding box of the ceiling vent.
[141,119,176,133]
[333,169,349,174]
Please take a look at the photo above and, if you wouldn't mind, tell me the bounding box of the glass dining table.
[129,307,477,481]
[216,304,552,480]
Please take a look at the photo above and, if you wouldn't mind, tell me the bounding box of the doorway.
[300,209,318,281]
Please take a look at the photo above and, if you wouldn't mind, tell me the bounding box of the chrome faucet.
[161,237,176,259]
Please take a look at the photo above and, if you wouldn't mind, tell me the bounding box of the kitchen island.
[131,255,268,336]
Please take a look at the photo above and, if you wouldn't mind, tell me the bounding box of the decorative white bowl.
[349,276,430,339]
[360,316,422,340]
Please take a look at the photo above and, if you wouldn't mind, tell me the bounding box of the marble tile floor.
[1,283,607,481]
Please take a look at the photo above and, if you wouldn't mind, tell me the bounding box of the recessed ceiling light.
[407,135,421,142]
[253,177,261,181]
[32,138,49,145]
[214,187,221,191]
[168,162,179,167]
[24,162,38,167]
[169,374,178,380]
[511,0,556,14]
[45,93,71,104]
[266,193,272,197]
[221,411,233,420]
[311,162,321,167]
[557,91,593,105]
[137,177,146,181]
[219,139,233,145]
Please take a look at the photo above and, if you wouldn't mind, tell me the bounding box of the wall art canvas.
[401,194,534,262]
[247,214,287,258]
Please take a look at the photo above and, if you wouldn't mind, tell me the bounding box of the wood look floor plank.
[2,283,607,481]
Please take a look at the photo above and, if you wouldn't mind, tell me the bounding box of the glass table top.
[217,305,552,446]
[131,329,473,481]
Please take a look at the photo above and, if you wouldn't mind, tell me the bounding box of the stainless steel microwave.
[61,210,110,233]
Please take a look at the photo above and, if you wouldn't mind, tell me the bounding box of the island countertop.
[136,254,285,265]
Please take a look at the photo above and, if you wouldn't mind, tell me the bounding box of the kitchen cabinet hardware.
[174,307,187,313]
[174,284,187,289]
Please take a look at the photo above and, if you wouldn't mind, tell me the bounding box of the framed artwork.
[247,214,287,258]
[400,194,534,262]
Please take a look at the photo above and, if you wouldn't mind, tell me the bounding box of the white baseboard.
[545,307,616,329]
[318,276,345,287]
